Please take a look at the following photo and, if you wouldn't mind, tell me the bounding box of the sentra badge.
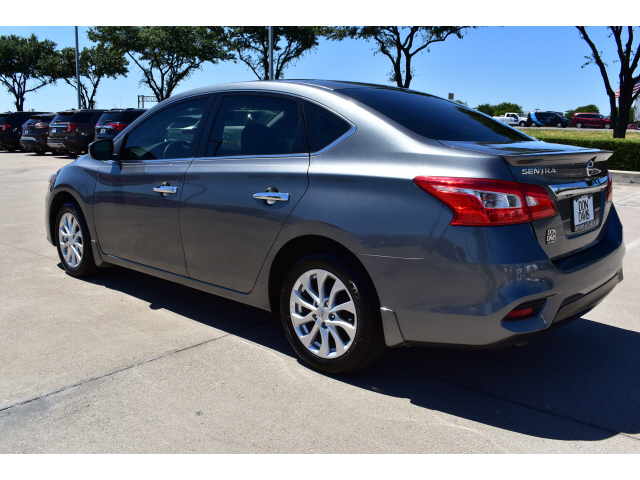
[522,168,556,175]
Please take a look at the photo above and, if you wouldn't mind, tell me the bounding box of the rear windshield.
[52,113,75,123]
[97,110,145,124]
[70,111,99,123]
[337,87,531,143]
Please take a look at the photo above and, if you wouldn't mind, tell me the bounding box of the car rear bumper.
[20,136,48,149]
[361,205,625,347]
[0,134,20,147]
[48,136,88,151]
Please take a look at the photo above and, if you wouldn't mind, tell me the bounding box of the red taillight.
[507,307,535,319]
[35,122,48,129]
[65,124,78,133]
[108,123,126,131]
[414,177,557,226]
[606,171,613,203]
[0,123,10,131]
[520,183,558,221]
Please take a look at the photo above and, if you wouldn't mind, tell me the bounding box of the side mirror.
[88,139,114,161]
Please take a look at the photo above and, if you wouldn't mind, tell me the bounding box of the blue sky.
[0,26,633,115]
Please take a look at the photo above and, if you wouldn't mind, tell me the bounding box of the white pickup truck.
[492,112,527,127]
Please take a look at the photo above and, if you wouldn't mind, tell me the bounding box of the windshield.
[338,87,531,143]
[52,113,74,123]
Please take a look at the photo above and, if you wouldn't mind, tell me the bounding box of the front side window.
[338,87,531,143]
[120,98,209,161]
[206,95,305,157]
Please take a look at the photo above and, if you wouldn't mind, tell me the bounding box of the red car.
[571,112,612,129]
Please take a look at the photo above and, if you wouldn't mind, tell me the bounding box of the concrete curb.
[611,170,640,184]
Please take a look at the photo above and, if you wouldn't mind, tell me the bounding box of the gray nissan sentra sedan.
[45,80,625,373]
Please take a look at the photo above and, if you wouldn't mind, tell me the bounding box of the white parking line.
[627,237,640,251]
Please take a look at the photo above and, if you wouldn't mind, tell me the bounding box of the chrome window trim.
[549,176,608,198]
[193,153,308,162]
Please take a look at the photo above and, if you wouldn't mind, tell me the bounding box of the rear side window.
[338,87,531,143]
[303,101,351,153]
[206,95,305,157]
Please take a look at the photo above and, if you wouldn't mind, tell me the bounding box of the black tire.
[519,121,526,127]
[604,123,611,129]
[54,202,97,277]
[576,122,583,128]
[67,151,78,158]
[556,122,563,128]
[6,147,15,152]
[34,149,46,156]
[279,253,386,374]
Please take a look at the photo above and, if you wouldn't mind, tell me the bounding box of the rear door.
[93,96,212,275]
[180,92,310,293]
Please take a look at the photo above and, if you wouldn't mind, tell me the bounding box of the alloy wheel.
[59,212,83,268]
[289,269,358,359]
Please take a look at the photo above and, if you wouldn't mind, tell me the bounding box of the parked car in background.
[20,113,57,155]
[571,112,612,129]
[46,80,624,374]
[0,111,45,151]
[493,112,527,127]
[48,109,106,157]
[634,97,639,129]
[95,109,147,141]
[527,111,570,128]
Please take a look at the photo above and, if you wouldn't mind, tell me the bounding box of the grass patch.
[516,128,640,171]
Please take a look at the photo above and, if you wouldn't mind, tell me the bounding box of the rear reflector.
[503,298,547,322]
[507,307,534,319]
[414,177,557,226]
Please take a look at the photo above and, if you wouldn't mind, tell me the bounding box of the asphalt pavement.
[1,151,639,453]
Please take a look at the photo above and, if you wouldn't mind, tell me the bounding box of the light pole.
[75,27,81,109]
[268,26,274,80]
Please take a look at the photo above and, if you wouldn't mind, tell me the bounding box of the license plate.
[100,129,106,133]
[573,195,596,232]
[23,130,30,134]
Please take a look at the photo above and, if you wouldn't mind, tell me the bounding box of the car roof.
[170,79,423,100]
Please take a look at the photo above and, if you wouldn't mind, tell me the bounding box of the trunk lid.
[439,140,613,261]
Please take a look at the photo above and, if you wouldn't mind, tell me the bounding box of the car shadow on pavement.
[72,264,640,443]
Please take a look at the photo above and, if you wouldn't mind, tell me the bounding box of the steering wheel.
[163,140,191,159]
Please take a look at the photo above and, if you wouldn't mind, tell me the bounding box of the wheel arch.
[267,234,381,318]
[48,189,84,243]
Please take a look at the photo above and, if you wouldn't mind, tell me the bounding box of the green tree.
[59,43,128,108]
[329,27,471,89]
[454,99,468,106]
[493,102,523,117]
[228,27,328,80]
[577,26,640,138]
[476,103,495,116]
[565,104,599,119]
[88,26,233,102]
[0,34,61,111]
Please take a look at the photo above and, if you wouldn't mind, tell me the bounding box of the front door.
[93,96,212,275]
[180,93,310,293]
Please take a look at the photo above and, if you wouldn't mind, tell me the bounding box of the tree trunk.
[614,102,631,138]
[15,96,24,111]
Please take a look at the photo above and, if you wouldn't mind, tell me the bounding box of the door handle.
[153,186,178,196]
[253,192,290,203]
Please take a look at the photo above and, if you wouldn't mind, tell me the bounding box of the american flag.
[615,81,640,98]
